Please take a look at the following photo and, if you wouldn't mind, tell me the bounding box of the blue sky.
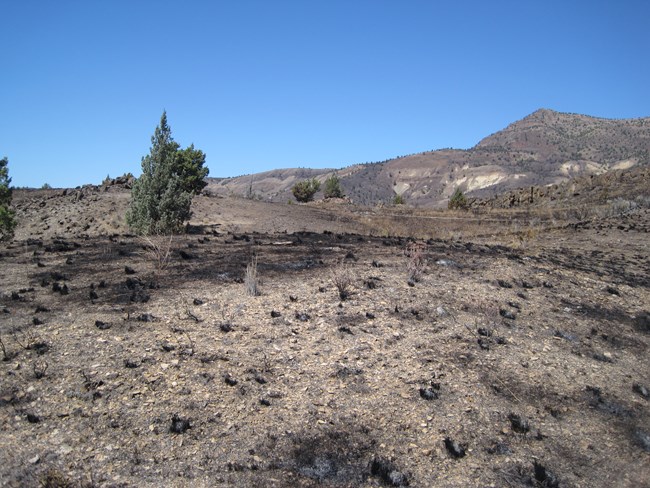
[1,0,649,188]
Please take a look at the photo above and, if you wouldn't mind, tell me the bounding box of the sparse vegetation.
[393,194,405,205]
[330,263,353,300]
[140,233,174,271]
[245,255,260,296]
[405,241,427,283]
[292,178,321,202]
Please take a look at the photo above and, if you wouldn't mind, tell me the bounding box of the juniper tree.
[448,187,468,210]
[323,174,344,199]
[126,112,205,234]
[292,178,321,203]
[0,157,16,241]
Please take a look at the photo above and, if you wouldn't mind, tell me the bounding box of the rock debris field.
[1,201,649,487]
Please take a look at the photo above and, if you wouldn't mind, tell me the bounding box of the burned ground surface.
[1,204,649,487]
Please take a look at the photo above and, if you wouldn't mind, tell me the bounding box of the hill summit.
[207,109,650,207]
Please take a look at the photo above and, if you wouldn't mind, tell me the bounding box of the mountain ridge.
[206,109,650,207]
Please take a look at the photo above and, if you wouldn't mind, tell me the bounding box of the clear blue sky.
[2,0,649,188]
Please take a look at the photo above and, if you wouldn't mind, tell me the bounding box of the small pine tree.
[292,178,321,203]
[448,188,468,210]
[323,174,344,199]
[126,112,194,235]
[0,157,17,241]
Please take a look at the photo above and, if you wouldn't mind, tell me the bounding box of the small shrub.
[331,264,353,300]
[140,233,174,271]
[405,242,427,283]
[245,255,260,296]
[292,178,321,203]
[393,194,405,205]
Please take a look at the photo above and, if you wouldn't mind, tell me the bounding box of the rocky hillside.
[206,109,650,207]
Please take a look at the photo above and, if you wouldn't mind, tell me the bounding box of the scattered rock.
[533,461,559,488]
[632,383,649,399]
[271,310,282,318]
[32,317,44,325]
[592,352,613,363]
[95,320,111,330]
[369,457,409,487]
[634,312,650,333]
[419,385,439,401]
[606,286,620,296]
[179,250,195,260]
[124,359,140,368]
[295,312,311,322]
[224,374,238,386]
[499,309,516,320]
[170,415,191,434]
[26,412,41,423]
[635,429,650,452]
[444,438,466,458]
[124,266,137,275]
[193,298,204,306]
[554,330,576,341]
[137,313,155,322]
[365,312,375,319]
[497,279,513,289]
[260,398,271,407]
[486,442,511,455]
[508,413,530,434]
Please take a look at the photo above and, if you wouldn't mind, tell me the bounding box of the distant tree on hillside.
[0,157,16,241]
[448,187,468,210]
[323,174,344,199]
[292,178,321,203]
[126,111,208,234]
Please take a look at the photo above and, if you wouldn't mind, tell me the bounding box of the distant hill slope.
[206,109,650,207]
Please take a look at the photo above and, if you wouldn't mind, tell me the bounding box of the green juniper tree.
[126,112,207,235]
[323,174,344,199]
[0,157,16,241]
[292,178,321,203]
[448,187,468,210]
